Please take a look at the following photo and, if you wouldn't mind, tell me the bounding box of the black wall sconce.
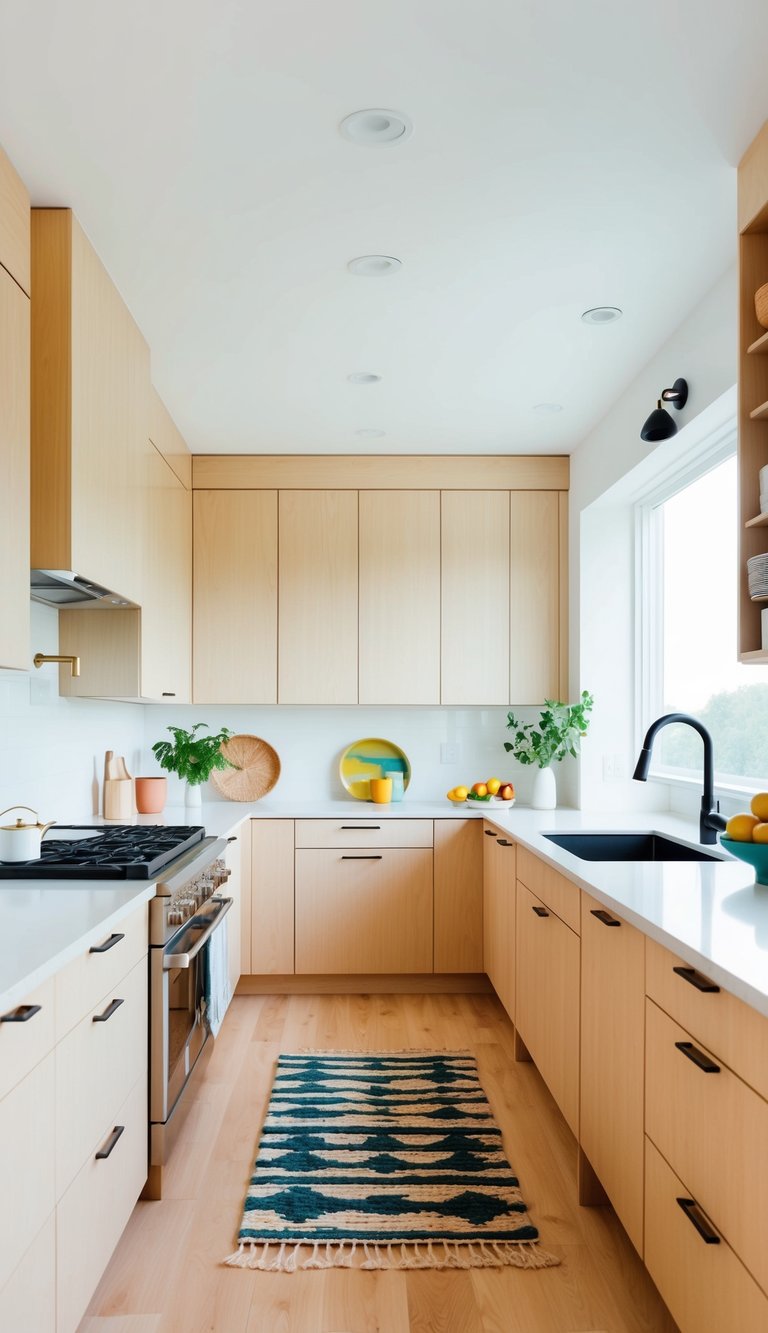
[640,378,689,442]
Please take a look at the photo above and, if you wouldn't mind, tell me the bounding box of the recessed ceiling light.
[347,255,402,277]
[339,108,412,146]
[347,372,381,384]
[581,306,623,325]
[355,428,386,439]
[533,403,563,415]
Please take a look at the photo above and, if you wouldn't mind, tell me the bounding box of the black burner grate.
[0,826,206,879]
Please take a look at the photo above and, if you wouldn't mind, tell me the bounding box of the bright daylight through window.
[650,453,768,787]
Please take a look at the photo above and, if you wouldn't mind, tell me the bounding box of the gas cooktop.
[0,825,206,880]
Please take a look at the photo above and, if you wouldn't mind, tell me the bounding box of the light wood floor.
[82,993,678,1333]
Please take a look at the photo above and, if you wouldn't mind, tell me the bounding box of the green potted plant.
[151,723,235,809]
[504,691,594,809]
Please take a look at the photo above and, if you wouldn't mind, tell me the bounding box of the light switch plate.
[441,743,461,764]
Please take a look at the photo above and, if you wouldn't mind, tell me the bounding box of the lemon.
[725,813,760,842]
[454,786,468,801]
[486,778,501,795]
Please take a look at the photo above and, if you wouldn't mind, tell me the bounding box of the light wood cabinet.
[434,820,483,972]
[31,209,150,605]
[358,490,440,704]
[580,893,645,1255]
[193,489,278,703]
[0,976,54,1102]
[224,826,244,996]
[441,490,510,704]
[279,490,358,704]
[482,825,516,1020]
[295,818,433,849]
[0,1212,55,1333]
[0,1052,55,1293]
[138,442,191,700]
[0,143,30,295]
[516,880,580,1135]
[516,846,580,933]
[54,901,148,1040]
[0,262,29,671]
[509,491,563,701]
[295,847,433,974]
[249,819,294,975]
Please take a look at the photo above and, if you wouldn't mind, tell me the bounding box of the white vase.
[531,765,556,810]
[184,782,203,812]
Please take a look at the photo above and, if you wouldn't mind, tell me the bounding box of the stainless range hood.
[30,570,124,608]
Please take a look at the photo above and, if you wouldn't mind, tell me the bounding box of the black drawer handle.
[341,855,382,860]
[96,1125,125,1160]
[675,1040,720,1074]
[341,826,381,831]
[161,692,176,697]
[484,829,497,836]
[93,997,125,1023]
[227,836,238,843]
[676,1197,721,1244]
[531,905,550,918]
[89,932,125,955]
[673,965,720,994]
[591,908,621,927]
[497,839,513,847]
[0,1004,41,1023]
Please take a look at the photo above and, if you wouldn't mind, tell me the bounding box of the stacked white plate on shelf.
[760,465,768,513]
[747,553,768,599]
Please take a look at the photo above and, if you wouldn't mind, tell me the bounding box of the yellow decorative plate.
[339,737,412,800]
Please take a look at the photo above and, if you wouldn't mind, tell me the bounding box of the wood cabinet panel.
[295,819,433,849]
[193,489,278,703]
[516,880,579,1135]
[0,976,55,1103]
[225,823,245,994]
[295,848,433,973]
[0,265,29,670]
[279,490,358,704]
[482,825,516,1020]
[0,144,30,295]
[358,490,440,704]
[0,1053,55,1292]
[250,819,294,976]
[0,1212,55,1333]
[509,491,560,702]
[580,893,645,1255]
[55,902,148,1040]
[149,386,192,489]
[434,819,483,972]
[516,846,580,933]
[140,443,191,701]
[441,491,510,704]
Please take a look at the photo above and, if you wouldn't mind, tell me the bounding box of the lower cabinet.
[434,819,483,972]
[482,824,516,1020]
[249,819,295,975]
[295,847,433,973]
[224,825,246,997]
[0,1212,55,1333]
[0,1052,55,1293]
[515,879,580,1136]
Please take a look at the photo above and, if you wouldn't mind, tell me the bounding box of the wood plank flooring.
[83,993,678,1332]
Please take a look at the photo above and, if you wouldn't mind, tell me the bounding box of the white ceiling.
[1,0,767,455]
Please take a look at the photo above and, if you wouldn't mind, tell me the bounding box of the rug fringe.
[223,1239,560,1272]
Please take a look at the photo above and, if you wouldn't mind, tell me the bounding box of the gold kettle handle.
[0,805,39,821]
[39,820,57,837]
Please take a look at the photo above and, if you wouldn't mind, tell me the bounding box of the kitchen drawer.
[516,846,580,934]
[646,936,768,1102]
[295,818,433,849]
[56,953,148,1197]
[295,847,433,973]
[0,1212,55,1333]
[646,997,768,1294]
[55,900,148,1039]
[0,975,55,1101]
[645,1136,768,1333]
[0,1051,55,1290]
[57,1071,148,1333]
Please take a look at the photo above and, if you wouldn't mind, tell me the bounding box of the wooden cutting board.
[211,734,281,802]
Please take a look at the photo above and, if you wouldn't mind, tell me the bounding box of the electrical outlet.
[602,754,615,782]
[614,753,627,780]
[441,743,461,765]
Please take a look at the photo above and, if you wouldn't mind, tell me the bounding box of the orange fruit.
[500,784,515,800]
[753,823,768,844]
[472,782,488,797]
[751,792,768,821]
[486,778,501,795]
[725,813,760,842]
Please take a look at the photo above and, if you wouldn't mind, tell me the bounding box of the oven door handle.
[162,897,233,969]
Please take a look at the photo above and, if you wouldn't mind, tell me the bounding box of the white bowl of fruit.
[446,779,516,808]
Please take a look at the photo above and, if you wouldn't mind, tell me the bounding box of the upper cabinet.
[441,490,510,704]
[0,147,30,670]
[31,209,150,604]
[739,121,768,660]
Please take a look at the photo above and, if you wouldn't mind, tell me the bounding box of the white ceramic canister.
[0,807,57,862]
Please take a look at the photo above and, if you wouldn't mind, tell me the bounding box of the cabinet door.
[441,491,509,704]
[516,881,580,1135]
[279,490,358,704]
[482,826,516,1021]
[0,1053,55,1291]
[0,265,29,670]
[250,819,294,975]
[140,443,191,701]
[434,820,483,972]
[295,848,433,973]
[0,144,30,295]
[509,491,561,702]
[359,490,440,704]
[224,832,243,997]
[580,893,645,1254]
[193,490,278,703]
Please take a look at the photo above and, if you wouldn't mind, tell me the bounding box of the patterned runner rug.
[224,1050,559,1272]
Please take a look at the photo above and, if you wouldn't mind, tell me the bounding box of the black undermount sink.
[543,832,720,863]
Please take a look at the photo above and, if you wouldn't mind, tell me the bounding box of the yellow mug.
[370,777,393,804]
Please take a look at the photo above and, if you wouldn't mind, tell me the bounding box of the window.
[639,448,768,789]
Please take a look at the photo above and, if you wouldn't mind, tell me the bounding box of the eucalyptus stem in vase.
[504,691,594,809]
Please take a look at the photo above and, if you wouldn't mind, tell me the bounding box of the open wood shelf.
[749,399,768,420]
[748,330,768,354]
[740,649,768,662]
[745,512,768,528]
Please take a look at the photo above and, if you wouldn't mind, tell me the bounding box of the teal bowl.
[719,835,768,885]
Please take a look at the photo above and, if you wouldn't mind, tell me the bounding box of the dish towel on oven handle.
[202,911,232,1038]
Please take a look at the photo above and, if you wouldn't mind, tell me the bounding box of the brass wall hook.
[33,653,81,678]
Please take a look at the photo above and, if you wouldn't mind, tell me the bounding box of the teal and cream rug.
[225,1051,559,1272]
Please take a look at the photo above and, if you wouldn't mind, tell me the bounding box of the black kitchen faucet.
[633,713,727,845]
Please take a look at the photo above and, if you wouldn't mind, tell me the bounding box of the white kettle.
[0,807,57,862]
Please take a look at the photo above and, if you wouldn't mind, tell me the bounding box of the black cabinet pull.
[95,1125,125,1160]
[676,1197,721,1244]
[341,825,381,830]
[484,829,497,836]
[227,836,238,843]
[89,932,125,955]
[341,854,382,860]
[673,965,720,994]
[590,908,621,927]
[531,905,550,918]
[675,1040,720,1074]
[161,692,176,697]
[497,839,514,847]
[0,1003,41,1023]
[93,997,125,1024]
